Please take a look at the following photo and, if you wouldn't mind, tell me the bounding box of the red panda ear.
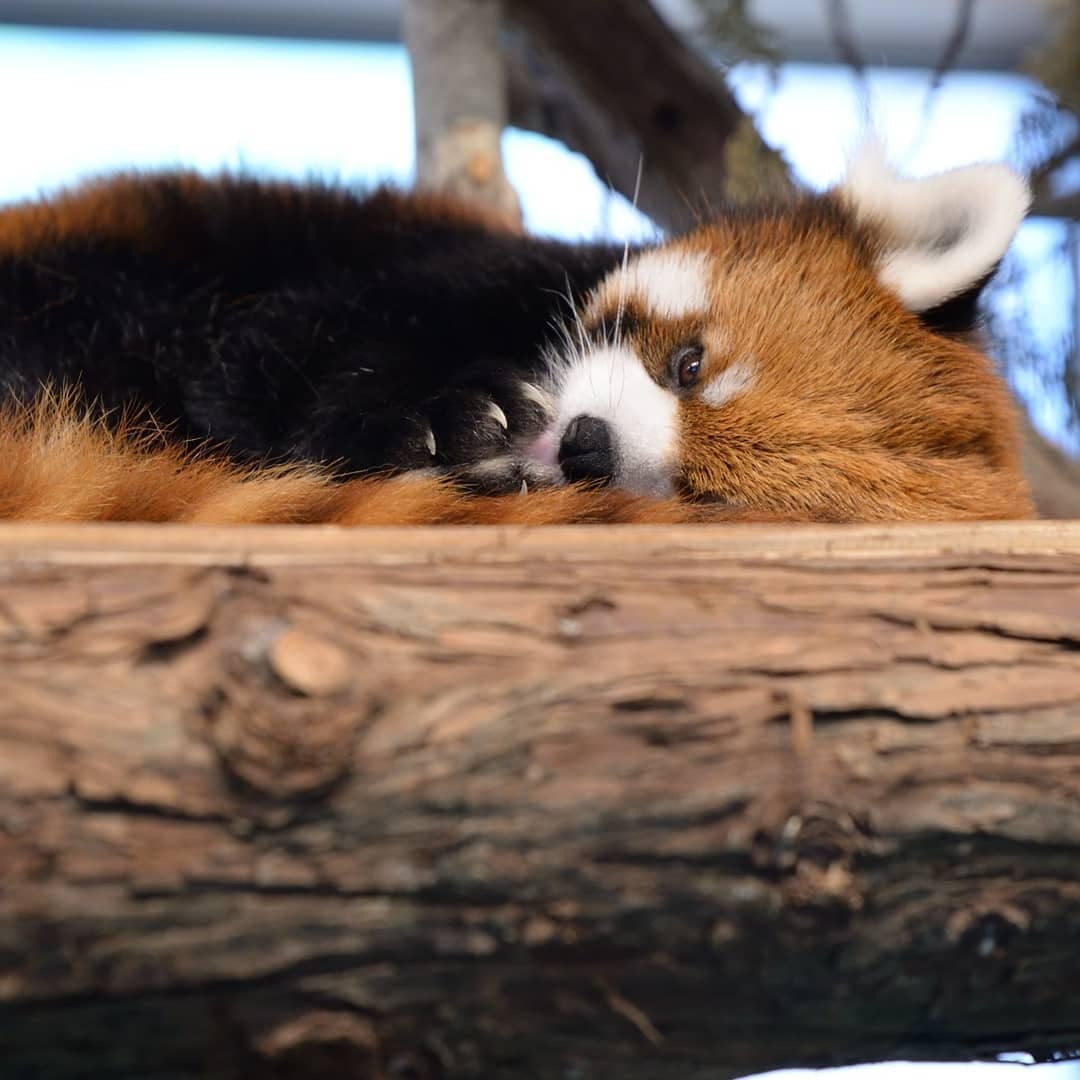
[836,140,1030,317]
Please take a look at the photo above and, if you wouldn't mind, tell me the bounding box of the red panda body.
[0,150,1035,525]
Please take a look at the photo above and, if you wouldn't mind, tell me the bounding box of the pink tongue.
[526,430,560,467]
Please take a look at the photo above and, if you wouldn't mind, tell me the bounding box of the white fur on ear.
[838,141,1030,313]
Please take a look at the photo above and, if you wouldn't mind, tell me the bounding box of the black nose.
[559,415,614,484]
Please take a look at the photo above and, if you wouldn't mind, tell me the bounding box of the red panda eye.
[673,346,703,389]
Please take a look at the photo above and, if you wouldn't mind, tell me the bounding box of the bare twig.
[824,0,868,96]
[1030,191,1080,220]
[1033,131,1080,185]
[906,0,976,162]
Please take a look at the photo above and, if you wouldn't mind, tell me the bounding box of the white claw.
[488,401,509,430]
[519,381,553,411]
[424,427,437,457]
[520,478,529,495]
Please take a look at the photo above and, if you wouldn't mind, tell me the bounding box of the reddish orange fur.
[0,173,512,259]
[0,393,725,525]
[0,363,1031,528]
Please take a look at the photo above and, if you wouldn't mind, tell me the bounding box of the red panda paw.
[419,377,551,468]
[451,454,562,496]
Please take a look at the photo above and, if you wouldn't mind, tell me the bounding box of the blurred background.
[0,2,1077,1074]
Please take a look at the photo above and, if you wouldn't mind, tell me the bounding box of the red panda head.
[528,148,1035,522]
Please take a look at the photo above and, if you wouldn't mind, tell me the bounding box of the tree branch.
[824,0,868,86]
[1030,190,1080,221]
[906,0,976,160]
[403,0,522,228]
[505,0,792,229]
[1017,407,1080,517]
[3,522,1080,1078]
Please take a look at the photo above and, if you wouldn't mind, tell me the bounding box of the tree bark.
[1017,409,1080,518]
[404,0,522,228]
[3,521,1080,1079]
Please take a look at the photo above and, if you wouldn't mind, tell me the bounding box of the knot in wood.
[268,628,351,698]
[945,900,1031,957]
[213,699,360,799]
[466,149,495,184]
[754,805,868,923]
[210,625,371,798]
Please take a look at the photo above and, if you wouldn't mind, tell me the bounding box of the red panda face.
[526,148,1035,522]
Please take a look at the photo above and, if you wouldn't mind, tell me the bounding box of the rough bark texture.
[3,521,1080,1079]
[404,0,521,228]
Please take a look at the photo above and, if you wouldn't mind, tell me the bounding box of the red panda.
[0,146,1034,525]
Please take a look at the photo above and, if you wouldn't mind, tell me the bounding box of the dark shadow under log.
[2,522,1080,1079]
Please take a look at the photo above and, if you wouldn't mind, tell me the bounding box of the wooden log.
[2,521,1080,1079]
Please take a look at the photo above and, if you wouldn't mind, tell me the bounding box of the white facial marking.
[702,358,756,408]
[549,345,678,497]
[604,249,711,321]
